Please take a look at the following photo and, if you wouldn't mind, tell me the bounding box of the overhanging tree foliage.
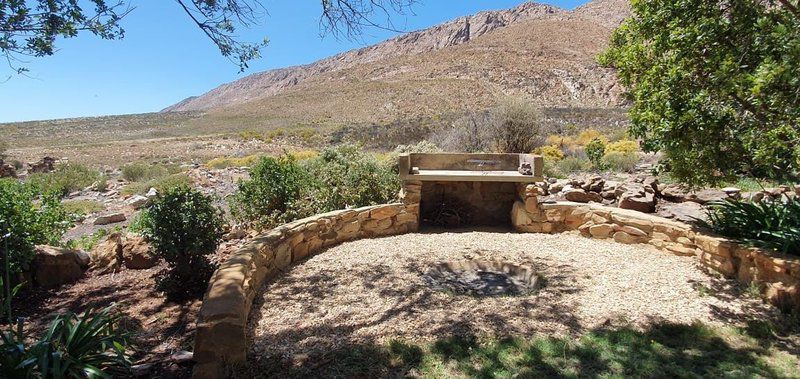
[0,0,415,73]
[599,0,800,186]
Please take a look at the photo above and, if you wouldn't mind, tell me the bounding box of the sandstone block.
[619,225,647,237]
[370,205,400,220]
[613,231,642,244]
[589,224,614,239]
[363,217,393,232]
[33,245,86,288]
[694,235,733,259]
[122,234,158,269]
[93,212,126,225]
[511,201,532,226]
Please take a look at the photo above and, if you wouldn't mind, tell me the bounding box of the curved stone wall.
[192,203,416,378]
[512,184,800,313]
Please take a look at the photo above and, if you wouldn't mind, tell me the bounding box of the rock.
[32,245,86,288]
[28,157,56,174]
[126,195,149,209]
[721,187,741,199]
[642,176,660,195]
[656,201,707,224]
[0,159,17,178]
[795,185,800,197]
[122,234,158,269]
[589,224,614,238]
[146,187,158,199]
[564,189,602,203]
[93,212,126,225]
[688,189,728,205]
[660,184,690,202]
[90,233,123,273]
[585,176,605,193]
[618,189,656,213]
[743,192,765,203]
[613,231,641,245]
[170,350,194,363]
[549,180,567,194]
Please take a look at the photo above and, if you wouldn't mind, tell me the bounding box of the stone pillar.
[400,180,421,232]
[511,183,550,232]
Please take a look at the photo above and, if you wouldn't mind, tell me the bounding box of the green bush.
[61,199,105,216]
[26,163,103,196]
[602,152,640,173]
[585,138,606,169]
[0,306,133,378]
[138,186,224,301]
[0,180,70,275]
[489,100,551,153]
[121,162,179,182]
[705,198,800,256]
[535,145,565,162]
[230,145,400,229]
[556,157,592,175]
[121,173,190,196]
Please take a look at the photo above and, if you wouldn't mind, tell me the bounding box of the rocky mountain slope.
[165,0,630,123]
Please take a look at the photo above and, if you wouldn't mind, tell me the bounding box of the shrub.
[602,152,640,173]
[556,156,592,175]
[0,180,70,275]
[546,135,574,148]
[121,173,191,196]
[488,100,550,153]
[206,155,260,169]
[430,112,492,153]
[0,140,7,158]
[26,163,103,196]
[289,150,320,161]
[394,140,442,155]
[606,139,639,155]
[138,186,224,301]
[121,162,179,182]
[0,306,132,378]
[238,130,266,141]
[62,199,105,216]
[230,145,400,229]
[535,145,566,162]
[585,138,606,169]
[705,198,800,256]
[229,155,308,229]
[576,129,609,146]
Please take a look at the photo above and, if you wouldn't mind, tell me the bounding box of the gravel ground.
[249,230,779,358]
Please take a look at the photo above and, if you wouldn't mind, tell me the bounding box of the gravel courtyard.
[248,230,778,358]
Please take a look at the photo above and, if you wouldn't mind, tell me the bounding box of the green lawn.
[244,322,799,378]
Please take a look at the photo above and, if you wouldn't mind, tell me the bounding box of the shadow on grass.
[240,322,792,378]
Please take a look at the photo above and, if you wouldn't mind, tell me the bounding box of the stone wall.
[511,183,800,313]
[192,203,416,378]
[421,181,517,226]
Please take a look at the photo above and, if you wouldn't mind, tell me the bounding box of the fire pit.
[423,259,542,297]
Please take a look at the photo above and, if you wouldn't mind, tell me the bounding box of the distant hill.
[163,0,631,124]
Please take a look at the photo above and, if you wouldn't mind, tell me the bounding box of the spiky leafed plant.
[704,198,800,256]
[2,306,133,378]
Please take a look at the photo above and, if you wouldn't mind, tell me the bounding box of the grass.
[61,199,105,215]
[121,173,191,196]
[206,155,261,169]
[121,162,182,182]
[26,163,105,196]
[243,322,800,378]
[64,228,112,251]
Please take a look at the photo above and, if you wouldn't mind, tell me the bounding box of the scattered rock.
[0,159,17,178]
[687,189,728,205]
[656,201,707,224]
[28,156,56,174]
[660,184,690,202]
[126,195,150,209]
[146,187,158,199]
[32,245,87,288]
[564,189,602,203]
[721,187,741,198]
[90,233,123,273]
[122,234,159,269]
[93,212,126,225]
[618,184,656,213]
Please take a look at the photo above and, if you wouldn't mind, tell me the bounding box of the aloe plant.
[705,198,800,256]
[1,306,133,378]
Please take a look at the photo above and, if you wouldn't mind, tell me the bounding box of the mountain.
[163,0,630,124]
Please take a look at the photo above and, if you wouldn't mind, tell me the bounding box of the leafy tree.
[1,0,415,73]
[600,0,800,186]
[138,186,224,301]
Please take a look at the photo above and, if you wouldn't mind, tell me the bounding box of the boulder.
[146,187,158,199]
[721,187,741,199]
[126,195,149,209]
[582,176,605,193]
[0,160,17,178]
[32,245,86,288]
[90,233,123,273]
[660,184,690,202]
[618,184,656,213]
[564,189,602,203]
[549,180,567,194]
[122,234,159,269]
[28,156,55,174]
[93,212,126,225]
[656,201,707,224]
[688,189,728,205]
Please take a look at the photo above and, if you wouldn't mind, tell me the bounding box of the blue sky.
[0,0,588,123]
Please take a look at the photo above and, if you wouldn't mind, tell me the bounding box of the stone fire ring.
[424,260,542,297]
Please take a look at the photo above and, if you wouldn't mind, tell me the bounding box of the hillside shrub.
[27,163,103,196]
[61,199,105,217]
[705,198,800,256]
[602,152,640,173]
[430,112,491,153]
[138,186,224,301]
[230,145,400,230]
[0,140,7,158]
[0,180,70,275]
[121,162,180,182]
[206,155,260,169]
[576,129,609,146]
[0,306,133,378]
[229,155,308,229]
[121,173,191,196]
[605,139,639,155]
[556,157,592,175]
[489,100,550,153]
[535,145,565,162]
[585,138,606,169]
